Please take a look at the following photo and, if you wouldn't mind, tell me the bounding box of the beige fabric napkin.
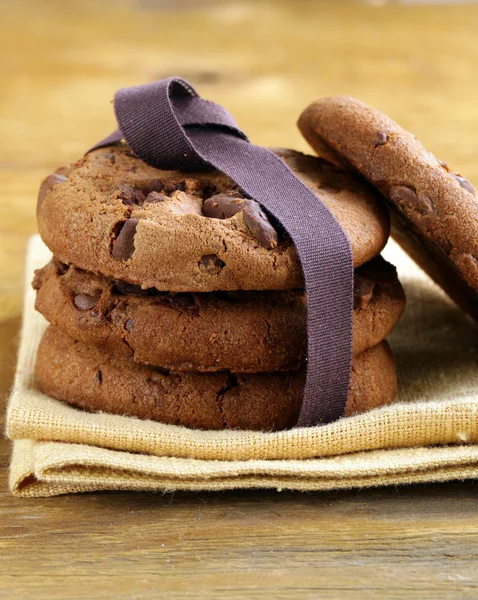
[6,235,478,497]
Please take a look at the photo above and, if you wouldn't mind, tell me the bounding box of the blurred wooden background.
[2,0,478,321]
[1,1,478,598]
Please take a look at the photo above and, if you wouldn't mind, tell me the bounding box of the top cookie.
[37,144,389,292]
[299,96,478,318]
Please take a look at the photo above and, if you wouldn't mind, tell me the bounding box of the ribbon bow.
[92,77,353,426]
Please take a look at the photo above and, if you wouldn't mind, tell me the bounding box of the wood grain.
[1,0,478,598]
[2,419,478,599]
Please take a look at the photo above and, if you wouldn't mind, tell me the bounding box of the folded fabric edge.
[11,463,478,498]
[8,386,478,462]
[10,438,478,497]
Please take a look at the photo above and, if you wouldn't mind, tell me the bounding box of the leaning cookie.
[33,256,405,372]
[35,326,397,431]
[37,145,389,292]
[299,96,478,319]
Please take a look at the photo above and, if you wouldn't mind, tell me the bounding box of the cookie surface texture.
[299,96,478,318]
[35,326,398,431]
[37,146,389,291]
[33,256,405,372]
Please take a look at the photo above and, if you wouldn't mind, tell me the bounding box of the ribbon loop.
[92,77,354,426]
[111,78,246,172]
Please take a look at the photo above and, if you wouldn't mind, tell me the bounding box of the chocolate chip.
[203,194,248,219]
[243,205,279,249]
[111,218,138,261]
[451,173,476,196]
[74,292,101,310]
[389,185,434,215]
[125,318,134,331]
[144,191,169,204]
[200,254,225,274]
[37,173,67,211]
[114,182,145,206]
[203,194,278,249]
[353,275,375,310]
[374,131,388,147]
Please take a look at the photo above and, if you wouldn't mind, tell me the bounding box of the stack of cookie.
[33,145,405,431]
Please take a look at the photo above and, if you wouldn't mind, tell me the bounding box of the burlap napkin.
[6,235,478,497]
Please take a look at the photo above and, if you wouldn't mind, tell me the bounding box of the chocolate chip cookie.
[299,96,478,319]
[37,145,389,292]
[33,256,405,372]
[35,326,397,431]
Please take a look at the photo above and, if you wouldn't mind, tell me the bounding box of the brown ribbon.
[92,77,353,426]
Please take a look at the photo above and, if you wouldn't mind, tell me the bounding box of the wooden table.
[1,1,478,597]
